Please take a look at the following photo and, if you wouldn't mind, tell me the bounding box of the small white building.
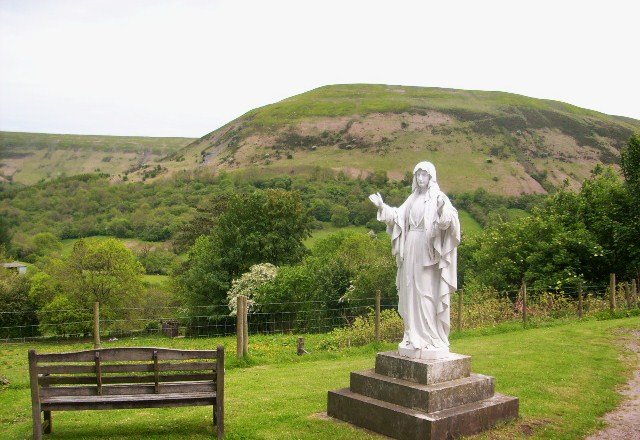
[2,262,28,275]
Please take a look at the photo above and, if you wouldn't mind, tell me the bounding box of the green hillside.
[155,84,639,195]
[2,85,638,194]
[0,131,194,184]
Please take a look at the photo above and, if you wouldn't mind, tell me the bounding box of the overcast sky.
[0,0,638,137]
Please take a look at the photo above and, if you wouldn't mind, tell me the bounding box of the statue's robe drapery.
[377,176,460,350]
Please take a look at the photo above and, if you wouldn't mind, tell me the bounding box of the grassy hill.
[2,85,638,194]
[152,84,639,195]
[0,131,194,184]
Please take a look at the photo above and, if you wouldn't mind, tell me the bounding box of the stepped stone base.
[327,351,519,440]
[375,351,471,385]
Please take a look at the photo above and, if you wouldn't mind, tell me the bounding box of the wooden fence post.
[633,279,638,309]
[236,296,244,359]
[522,281,528,327]
[375,290,381,342]
[93,302,100,349]
[577,281,583,319]
[297,337,306,356]
[457,290,463,332]
[242,295,249,357]
[609,273,616,311]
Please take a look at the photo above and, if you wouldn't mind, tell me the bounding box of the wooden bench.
[28,346,224,439]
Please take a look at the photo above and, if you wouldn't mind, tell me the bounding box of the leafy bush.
[38,295,92,337]
[0,267,38,339]
[319,309,403,350]
[137,248,180,275]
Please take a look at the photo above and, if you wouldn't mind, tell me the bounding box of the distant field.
[61,236,172,257]
[0,131,194,184]
[305,225,370,248]
[0,131,194,154]
[459,210,483,236]
[142,274,170,287]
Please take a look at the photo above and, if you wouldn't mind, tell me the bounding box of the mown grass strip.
[0,317,637,439]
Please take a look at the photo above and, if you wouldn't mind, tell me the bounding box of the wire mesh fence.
[1,281,638,344]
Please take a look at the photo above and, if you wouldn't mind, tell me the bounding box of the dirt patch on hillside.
[296,116,353,136]
[347,112,452,143]
[586,329,640,439]
[331,167,371,179]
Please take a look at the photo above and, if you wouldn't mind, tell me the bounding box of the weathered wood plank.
[37,348,217,362]
[39,361,217,375]
[28,350,43,440]
[40,381,215,398]
[95,352,102,395]
[40,373,215,386]
[43,391,215,403]
[41,395,216,411]
[216,345,225,439]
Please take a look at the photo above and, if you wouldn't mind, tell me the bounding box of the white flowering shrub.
[227,263,278,316]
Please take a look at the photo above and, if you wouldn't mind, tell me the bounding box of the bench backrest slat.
[38,361,217,375]
[40,372,215,386]
[36,347,217,362]
[39,381,215,398]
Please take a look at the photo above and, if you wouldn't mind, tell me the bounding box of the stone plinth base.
[327,351,519,440]
[398,344,450,360]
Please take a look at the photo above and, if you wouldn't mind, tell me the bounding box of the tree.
[52,238,144,312]
[214,189,311,277]
[461,166,640,293]
[309,198,332,222]
[177,189,312,308]
[0,216,11,254]
[576,168,639,280]
[621,133,640,191]
[330,205,350,227]
[38,295,92,337]
[32,232,62,257]
[0,260,38,339]
[462,210,601,294]
[172,194,230,253]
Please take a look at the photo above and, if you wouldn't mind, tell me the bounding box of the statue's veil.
[411,161,440,194]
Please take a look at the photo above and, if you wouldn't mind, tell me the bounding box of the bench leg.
[216,404,224,439]
[43,411,52,434]
[32,409,42,440]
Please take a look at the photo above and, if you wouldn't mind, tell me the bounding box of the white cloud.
[1,0,638,136]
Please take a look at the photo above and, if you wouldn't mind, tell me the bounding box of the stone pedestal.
[327,351,519,440]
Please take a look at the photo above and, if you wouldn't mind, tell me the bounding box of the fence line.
[1,279,638,344]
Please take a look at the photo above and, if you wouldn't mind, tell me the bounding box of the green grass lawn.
[1,316,637,439]
[304,225,369,248]
[459,209,482,236]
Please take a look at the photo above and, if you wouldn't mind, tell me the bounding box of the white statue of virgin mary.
[369,162,460,359]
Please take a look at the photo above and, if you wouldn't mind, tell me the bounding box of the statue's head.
[412,161,437,192]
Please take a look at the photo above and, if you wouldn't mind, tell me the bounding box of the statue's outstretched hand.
[368,192,384,208]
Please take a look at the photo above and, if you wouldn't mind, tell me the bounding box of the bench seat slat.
[39,361,217,375]
[37,348,217,362]
[41,392,216,411]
